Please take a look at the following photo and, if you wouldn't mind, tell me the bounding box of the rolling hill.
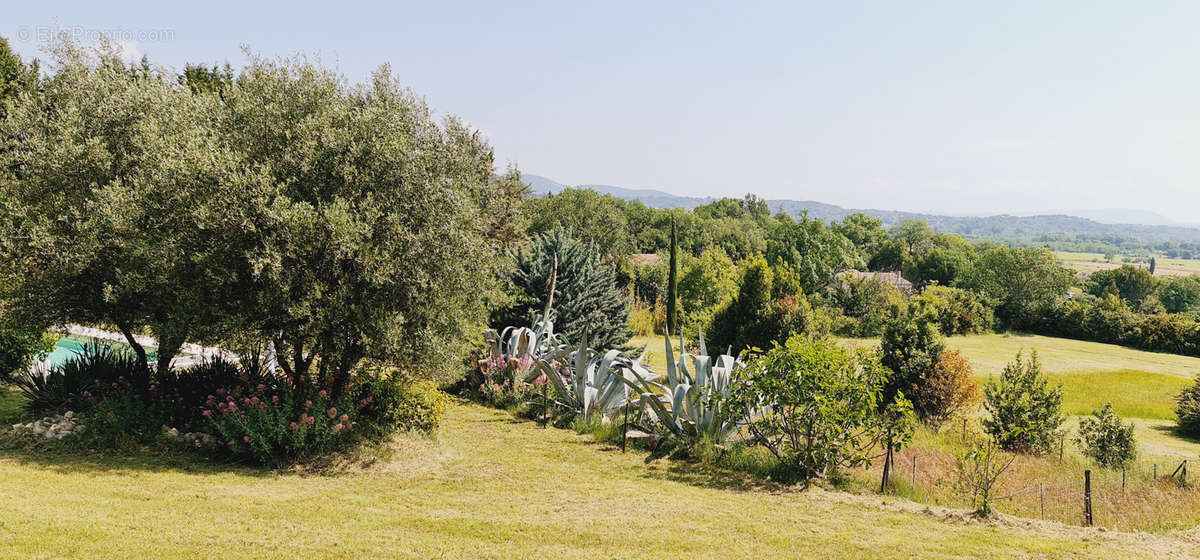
[524,174,1200,245]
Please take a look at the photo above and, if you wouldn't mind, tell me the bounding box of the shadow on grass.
[1151,422,1200,444]
[639,459,788,493]
[0,439,271,478]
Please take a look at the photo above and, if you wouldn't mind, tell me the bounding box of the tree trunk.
[114,319,150,374]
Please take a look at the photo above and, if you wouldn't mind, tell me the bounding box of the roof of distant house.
[837,269,914,292]
[628,253,661,266]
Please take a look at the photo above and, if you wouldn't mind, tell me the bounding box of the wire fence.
[880,448,1197,529]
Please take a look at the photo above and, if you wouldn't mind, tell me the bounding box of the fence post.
[621,400,629,452]
[912,455,917,488]
[1154,463,1157,481]
[880,434,892,493]
[1084,470,1093,527]
[1122,466,1126,492]
[962,417,967,442]
[1059,435,1064,463]
[1039,483,1044,519]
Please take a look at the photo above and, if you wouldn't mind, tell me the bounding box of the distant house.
[837,270,915,294]
[628,253,661,267]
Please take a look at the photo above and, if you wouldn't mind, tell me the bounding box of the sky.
[6,1,1200,222]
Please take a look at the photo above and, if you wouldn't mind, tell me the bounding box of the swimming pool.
[43,335,159,369]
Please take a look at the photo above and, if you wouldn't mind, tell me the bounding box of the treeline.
[503,187,1200,359]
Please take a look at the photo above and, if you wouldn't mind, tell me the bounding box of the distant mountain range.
[524,174,1200,244]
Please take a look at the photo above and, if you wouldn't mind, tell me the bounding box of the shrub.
[1075,402,1136,468]
[78,392,163,450]
[1175,375,1200,437]
[907,350,980,429]
[12,342,145,416]
[475,351,540,409]
[731,336,915,484]
[629,300,656,337]
[155,358,247,431]
[982,351,1064,454]
[203,382,360,464]
[879,313,946,412]
[910,285,994,336]
[955,440,1015,517]
[355,378,448,436]
[1137,313,1198,355]
[0,324,53,383]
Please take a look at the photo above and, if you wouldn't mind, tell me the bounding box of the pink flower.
[305,400,312,408]
[243,398,251,405]
[216,389,226,395]
[250,397,259,405]
[111,382,118,388]
[289,422,298,430]
[318,390,327,398]
[271,395,279,403]
[327,407,337,418]
[202,410,212,417]
[340,414,349,422]
[242,436,250,443]
[149,384,157,391]
[227,440,235,447]
[333,423,344,432]
[81,391,91,398]
[256,384,266,391]
[227,403,238,411]
[118,376,126,381]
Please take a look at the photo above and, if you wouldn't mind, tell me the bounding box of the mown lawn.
[1,400,1193,559]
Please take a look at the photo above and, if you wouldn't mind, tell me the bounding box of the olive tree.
[0,40,255,372]
[220,54,521,392]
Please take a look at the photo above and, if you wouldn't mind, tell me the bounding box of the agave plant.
[532,333,644,423]
[621,329,748,444]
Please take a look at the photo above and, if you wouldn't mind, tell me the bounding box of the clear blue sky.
[7,1,1200,221]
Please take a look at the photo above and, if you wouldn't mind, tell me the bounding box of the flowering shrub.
[477,352,544,408]
[204,382,360,464]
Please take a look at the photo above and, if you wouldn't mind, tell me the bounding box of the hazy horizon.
[7,1,1199,221]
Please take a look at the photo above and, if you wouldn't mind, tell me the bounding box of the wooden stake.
[880,435,892,493]
[1039,483,1044,519]
[621,401,629,453]
[912,455,917,488]
[1084,470,1093,527]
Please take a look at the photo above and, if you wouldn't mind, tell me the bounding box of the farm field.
[2,400,1198,559]
[1054,251,1200,277]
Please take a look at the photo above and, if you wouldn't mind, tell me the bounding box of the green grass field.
[2,400,1196,559]
[1055,251,1200,277]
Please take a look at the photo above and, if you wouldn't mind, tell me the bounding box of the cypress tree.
[666,218,679,335]
[1150,257,1157,276]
